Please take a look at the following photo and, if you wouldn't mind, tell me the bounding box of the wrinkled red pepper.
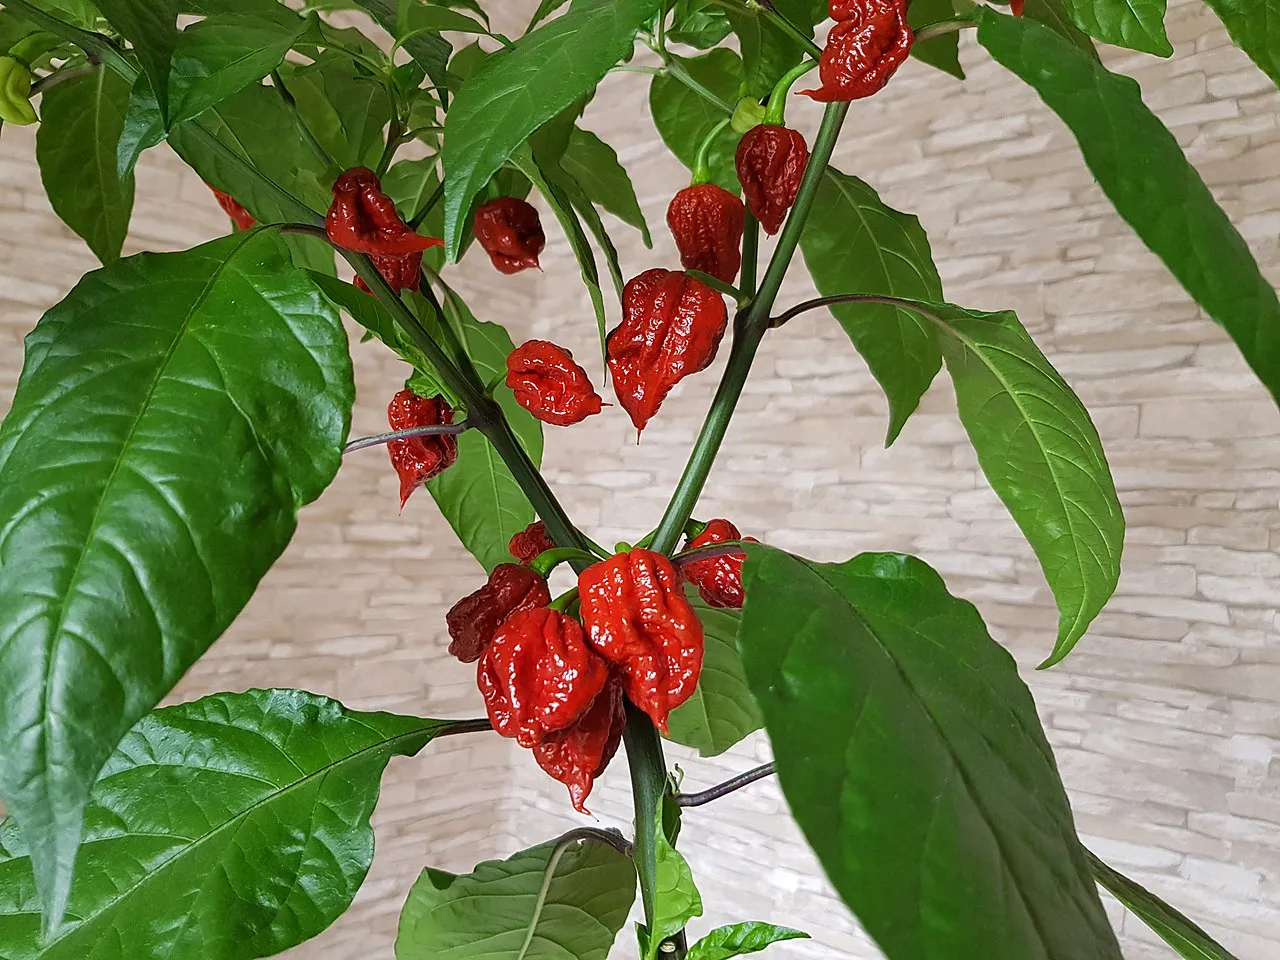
[478,607,610,748]
[682,519,759,610]
[510,520,556,565]
[607,269,728,436]
[666,183,745,285]
[803,0,913,102]
[474,197,546,274]
[533,678,626,814]
[735,125,810,236]
[354,251,422,295]
[207,184,255,231]
[578,549,704,732]
[446,563,552,663]
[386,390,458,509]
[506,340,606,426]
[327,167,442,256]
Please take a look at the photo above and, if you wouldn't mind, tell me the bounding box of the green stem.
[686,269,747,309]
[624,703,669,934]
[2,0,133,75]
[661,55,735,115]
[763,58,817,127]
[648,101,849,554]
[740,213,759,299]
[752,1,822,58]
[915,18,978,43]
[271,69,335,168]
[28,62,95,95]
[376,116,403,177]
[691,117,731,186]
[409,180,445,229]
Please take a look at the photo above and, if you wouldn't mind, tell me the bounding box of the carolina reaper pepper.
[327,167,441,256]
[666,183,745,285]
[1010,0,1024,14]
[735,126,810,235]
[506,340,606,427]
[578,549,704,732]
[354,251,422,295]
[607,269,728,436]
[533,678,626,814]
[478,607,610,747]
[386,390,458,509]
[206,184,256,232]
[446,563,552,663]
[803,0,913,102]
[510,520,556,565]
[682,519,759,610]
[474,197,546,274]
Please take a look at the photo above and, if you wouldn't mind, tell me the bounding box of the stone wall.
[0,0,1277,957]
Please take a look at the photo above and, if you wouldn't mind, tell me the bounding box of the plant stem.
[624,702,669,934]
[271,69,335,168]
[648,102,849,554]
[343,422,470,455]
[29,62,96,95]
[409,180,445,229]
[753,1,822,58]
[770,292,939,328]
[674,762,776,806]
[376,116,404,177]
[741,213,759,298]
[915,18,978,43]
[660,55,736,115]
[3,0,133,76]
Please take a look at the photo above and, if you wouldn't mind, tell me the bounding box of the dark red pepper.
[478,607,610,747]
[354,250,422,295]
[1010,0,1024,13]
[207,184,255,231]
[474,197,546,274]
[666,183,745,285]
[735,125,810,236]
[386,390,458,509]
[327,167,442,256]
[505,340,606,427]
[446,563,553,663]
[802,0,913,102]
[578,549,704,732]
[682,519,759,610]
[607,269,728,436]
[510,520,556,565]
[533,678,626,814]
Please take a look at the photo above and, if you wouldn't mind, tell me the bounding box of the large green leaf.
[1022,0,1099,55]
[799,169,944,445]
[721,3,804,99]
[665,592,761,757]
[279,54,391,170]
[396,835,636,960]
[908,0,963,79]
[350,0,452,100]
[1057,0,1170,54]
[641,831,702,960]
[116,73,166,180]
[0,230,353,926]
[1201,0,1279,88]
[0,689,467,960]
[737,547,1124,960]
[980,12,1280,411]
[95,0,179,124]
[168,8,310,125]
[35,67,134,264]
[668,0,732,49]
[560,127,651,246]
[649,49,741,194]
[440,0,661,259]
[685,923,810,960]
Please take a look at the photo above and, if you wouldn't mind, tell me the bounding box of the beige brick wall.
[0,0,1277,957]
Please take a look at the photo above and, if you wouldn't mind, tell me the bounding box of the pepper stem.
[530,548,595,578]
[548,587,580,613]
[763,59,818,127]
[690,117,732,187]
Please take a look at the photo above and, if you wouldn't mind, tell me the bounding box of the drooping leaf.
[642,832,702,960]
[441,0,662,259]
[665,591,761,757]
[649,49,742,194]
[35,67,134,263]
[560,127,651,246]
[1056,0,1171,54]
[799,168,944,445]
[1087,850,1241,960]
[278,54,392,170]
[115,73,165,180]
[1200,0,1279,89]
[527,0,571,30]
[737,546,1124,960]
[350,0,452,100]
[558,171,627,307]
[979,12,1280,412]
[0,230,353,926]
[0,689,468,960]
[685,923,810,960]
[95,0,179,124]
[908,0,964,79]
[396,834,636,960]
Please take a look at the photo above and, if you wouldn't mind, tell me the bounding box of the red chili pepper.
[207,183,255,231]
[478,607,610,748]
[802,0,913,102]
[1010,0,1024,13]
[533,678,626,814]
[354,250,422,295]
[607,269,728,437]
[327,167,442,256]
[578,549,704,732]
[682,519,759,610]
[386,390,458,509]
[510,520,557,565]
[666,183,745,285]
[505,340,606,427]
[446,563,552,663]
[735,125,809,236]
[474,197,546,274]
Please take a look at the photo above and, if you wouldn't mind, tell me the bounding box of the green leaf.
[309,270,431,374]
[527,0,570,30]
[1022,0,1100,56]
[0,689,465,960]
[350,0,452,101]
[35,67,134,264]
[665,591,761,757]
[737,546,1124,960]
[95,0,179,124]
[1057,0,1171,54]
[1201,0,1279,88]
[279,54,392,170]
[668,0,732,49]
[644,832,702,960]
[402,3,489,35]
[396,834,636,960]
[685,923,810,960]
[721,4,803,98]
[115,73,165,180]
[559,171,627,307]
[979,14,1280,413]
[908,0,964,79]
[168,9,310,125]
[0,230,353,927]
[559,128,651,246]
[441,0,661,260]
[649,49,741,194]
[799,168,944,445]
[1087,850,1240,960]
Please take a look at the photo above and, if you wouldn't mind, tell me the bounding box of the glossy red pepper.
[666,183,745,285]
[578,549,704,732]
[506,340,606,426]
[682,519,759,610]
[207,184,255,231]
[478,607,610,747]
[1010,0,1024,13]
[386,390,458,509]
[533,678,626,814]
[327,167,442,256]
[446,563,552,663]
[474,197,546,274]
[607,269,728,436]
[510,521,556,565]
[735,125,810,236]
[354,250,422,295]
[802,0,913,102]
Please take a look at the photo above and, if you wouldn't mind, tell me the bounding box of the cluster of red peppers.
[803,0,914,102]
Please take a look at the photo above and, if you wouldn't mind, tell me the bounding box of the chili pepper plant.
[0,0,1272,958]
